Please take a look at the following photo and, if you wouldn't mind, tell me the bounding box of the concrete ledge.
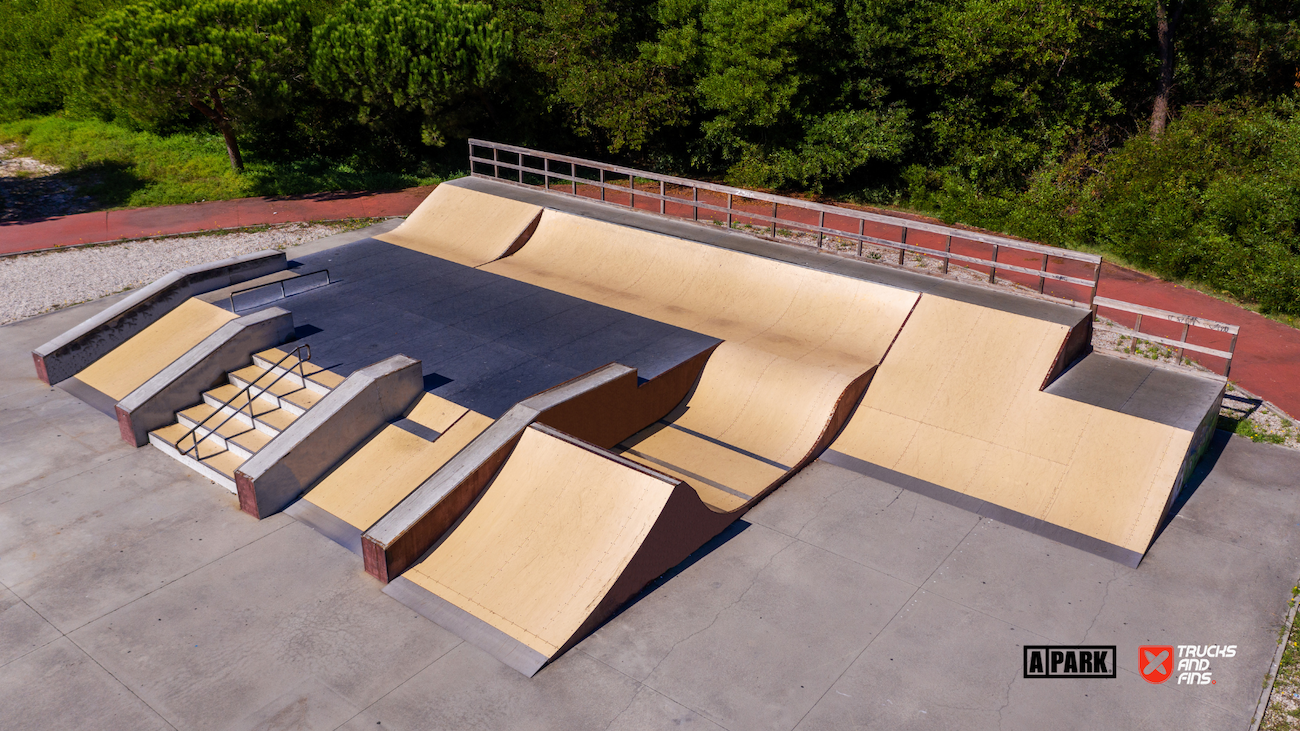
[235,354,423,519]
[115,307,295,447]
[361,356,713,583]
[32,250,286,386]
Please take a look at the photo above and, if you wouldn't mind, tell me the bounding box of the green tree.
[311,0,512,148]
[74,0,304,172]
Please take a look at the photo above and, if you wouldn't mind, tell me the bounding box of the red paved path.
[0,187,435,255]
[3,181,1296,417]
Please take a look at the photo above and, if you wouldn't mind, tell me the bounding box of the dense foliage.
[0,0,1297,312]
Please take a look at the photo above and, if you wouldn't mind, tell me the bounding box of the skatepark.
[3,144,1299,730]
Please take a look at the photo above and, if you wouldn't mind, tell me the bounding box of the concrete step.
[202,384,296,436]
[253,348,344,393]
[148,423,242,493]
[174,405,270,460]
[228,366,318,416]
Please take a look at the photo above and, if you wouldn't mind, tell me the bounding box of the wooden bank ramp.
[287,393,494,553]
[386,424,732,676]
[825,296,1201,567]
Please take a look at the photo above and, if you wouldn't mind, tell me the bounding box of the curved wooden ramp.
[827,295,1203,566]
[386,424,731,676]
[374,185,543,266]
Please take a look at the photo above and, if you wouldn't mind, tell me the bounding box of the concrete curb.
[32,249,287,385]
[115,307,295,447]
[235,354,424,519]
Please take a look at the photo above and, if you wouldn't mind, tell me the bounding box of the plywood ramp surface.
[402,427,680,658]
[482,210,918,373]
[621,341,857,510]
[376,185,543,267]
[831,296,1192,554]
[304,396,493,531]
[76,298,237,401]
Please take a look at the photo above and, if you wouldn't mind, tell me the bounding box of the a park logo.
[1023,646,1117,678]
[1140,645,1174,684]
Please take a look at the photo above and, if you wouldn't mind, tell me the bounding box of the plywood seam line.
[621,448,753,501]
[656,421,791,470]
[1037,410,1096,521]
[1124,432,1176,549]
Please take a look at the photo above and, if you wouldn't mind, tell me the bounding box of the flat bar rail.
[468,139,1103,307]
[1092,296,1239,377]
[174,344,312,459]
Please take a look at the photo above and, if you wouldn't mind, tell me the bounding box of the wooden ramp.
[827,295,1198,566]
[69,298,236,406]
[482,209,920,505]
[387,424,730,676]
[375,185,543,266]
[288,394,494,553]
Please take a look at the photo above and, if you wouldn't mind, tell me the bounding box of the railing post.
[857,219,864,257]
[600,169,606,201]
[1225,332,1237,378]
[493,146,500,179]
[942,235,952,274]
[817,211,825,249]
[630,175,635,209]
[571,163,577,195]
[692,186,698,221]
[659,180,666,214]
[517,154,523,184]
[989,244,998,284]
[1129,315,1143,353]
[771,202,778,238]
[898,228,907,266]
[1037,254,1046,294]
[726,194,733,228]
[1177,322,1189,362]
[544,158,550,190]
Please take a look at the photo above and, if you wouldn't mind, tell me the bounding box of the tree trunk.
[187,90,244,173]
[215,119,244,173]
[1151,1,1184,138]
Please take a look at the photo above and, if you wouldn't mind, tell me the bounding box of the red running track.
[0,186,435,256]
[3,180,1297,418]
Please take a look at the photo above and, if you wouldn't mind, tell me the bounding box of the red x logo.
[1140,645,1174,684]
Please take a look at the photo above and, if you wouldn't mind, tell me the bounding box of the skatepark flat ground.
[3,239,1300,730]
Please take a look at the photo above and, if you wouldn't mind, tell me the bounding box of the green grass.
[0,116,457,209]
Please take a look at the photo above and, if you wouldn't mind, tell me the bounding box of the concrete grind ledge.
[115,307,295,447]
[31,249,287,386]
[235,354,424,519]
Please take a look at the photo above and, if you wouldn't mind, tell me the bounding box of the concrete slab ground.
[3,222,1298,730]
[3,295,1299,731]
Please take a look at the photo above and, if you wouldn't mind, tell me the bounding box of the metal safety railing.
[174,344,312,459]
[467,139,1245,379]
[1092,297,1239,378]
[468,139,1104,307]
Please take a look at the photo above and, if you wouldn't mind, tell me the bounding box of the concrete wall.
[115,308,295,447]
[33,250,286,386]
[235,355,424,519]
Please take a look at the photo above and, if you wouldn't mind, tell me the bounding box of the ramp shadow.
[1149,429,1231,547]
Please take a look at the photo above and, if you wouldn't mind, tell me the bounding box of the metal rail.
[1092,297,1239,377]
[229,269,332,312]
[174,344,312,459]
[468,139,1103,306]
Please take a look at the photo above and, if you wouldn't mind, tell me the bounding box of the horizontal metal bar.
[470,140,1101,264]
[1093,325,1234,359]
[473,165,1095,287]
[1093,296,1239,334]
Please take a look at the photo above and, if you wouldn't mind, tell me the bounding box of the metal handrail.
[174,344,312,459]
[468,139,1103,305]
[229,269,332,312]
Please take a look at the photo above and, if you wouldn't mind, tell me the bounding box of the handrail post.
[1178,322,1189,362]
[493,147,500,179]
[771,202,778,238]
[1037,254,1047,294]
[543,158,550,191]
[857,219,865,257]
[599,169,606,201]
[942,235,952,274]
[1129,315,1143,353]
[817,211,825,249]
[1225,332,1237,378]
[726,194,733,228]
[898,228,907,266]
[571,163,577,195]
[989,244,999,284]
[659,180,666,214]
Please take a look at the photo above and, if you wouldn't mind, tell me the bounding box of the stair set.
[149,347,344,490]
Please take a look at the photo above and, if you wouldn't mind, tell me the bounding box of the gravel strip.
[0,221,349,325]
